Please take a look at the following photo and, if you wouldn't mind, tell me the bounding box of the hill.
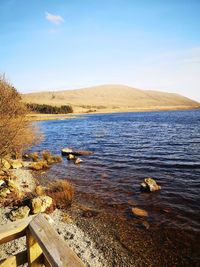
[22,84,200,113]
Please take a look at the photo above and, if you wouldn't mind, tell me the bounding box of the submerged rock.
[31,196,53,214]
[141,177,161,192]
[142,221,150,229]
[132,207,148,217]
[10,206,30,221]
[82,209,99,218]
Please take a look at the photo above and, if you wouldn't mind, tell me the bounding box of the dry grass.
[46,179,74,209]
[22,84,200,114]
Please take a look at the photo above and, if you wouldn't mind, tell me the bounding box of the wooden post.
[0,251,27,267]
[28,214,85,267]
[26,228,44,267]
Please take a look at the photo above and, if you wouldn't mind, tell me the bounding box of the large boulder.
[141,178,161,192]
[31,196,53,214]
[9,206,30,221]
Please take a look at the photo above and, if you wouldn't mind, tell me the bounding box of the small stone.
[7,180,19,192]
[74,158,83,164]
[0,179,5,187]
[9,206,30,221]
[0,188,11,198]
[1,159,11,170]
[35,185,46,196]
[132,207,148,217]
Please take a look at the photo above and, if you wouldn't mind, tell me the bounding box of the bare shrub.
[0,75,41,161]
[46,179,74,209]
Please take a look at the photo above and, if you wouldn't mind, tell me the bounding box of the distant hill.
[22,84,200,113]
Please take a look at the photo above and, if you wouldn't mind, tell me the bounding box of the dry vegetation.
[46,179,74,209]
[22,84,200,113]
[0,75,40,161]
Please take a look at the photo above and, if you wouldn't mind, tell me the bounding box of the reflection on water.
[31,109,200,232]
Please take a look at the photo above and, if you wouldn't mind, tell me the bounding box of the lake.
[32,109,200,236]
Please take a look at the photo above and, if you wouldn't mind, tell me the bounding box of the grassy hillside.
[22,84,200,113]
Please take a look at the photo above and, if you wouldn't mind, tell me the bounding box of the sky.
[0,0,200,101]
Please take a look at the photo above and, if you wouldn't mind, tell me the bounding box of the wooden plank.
[0,250,27,267]
[28,214,85,267]
[0,215,36,245]
[26,229,44,267]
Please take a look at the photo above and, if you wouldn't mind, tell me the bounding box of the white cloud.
[45,12,64,25]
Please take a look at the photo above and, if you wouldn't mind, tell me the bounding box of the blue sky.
[0,0,200,101]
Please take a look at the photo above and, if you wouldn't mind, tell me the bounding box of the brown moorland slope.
[22,84,200,113]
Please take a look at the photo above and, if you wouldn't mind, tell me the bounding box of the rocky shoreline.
[0,165,109,266]
[1,160,200,266]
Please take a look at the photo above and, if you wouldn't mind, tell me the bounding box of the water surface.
[32,109,200,233]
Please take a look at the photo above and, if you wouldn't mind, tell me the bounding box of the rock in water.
[141,177,161,192]
[132,207,148,217]
[74,158,83,164]
[10,206,30,221]
[31,196,53,214]
[61,148,73,156]
[67,154,76,160]
[142,221,150,229]
[62,147,93,156]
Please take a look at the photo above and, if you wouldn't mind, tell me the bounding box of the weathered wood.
[26,229,44,267]
[28,214,85,267]
[0,215,35,245]
[0,250,27,267]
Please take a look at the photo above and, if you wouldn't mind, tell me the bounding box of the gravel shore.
[0,168,109,266]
